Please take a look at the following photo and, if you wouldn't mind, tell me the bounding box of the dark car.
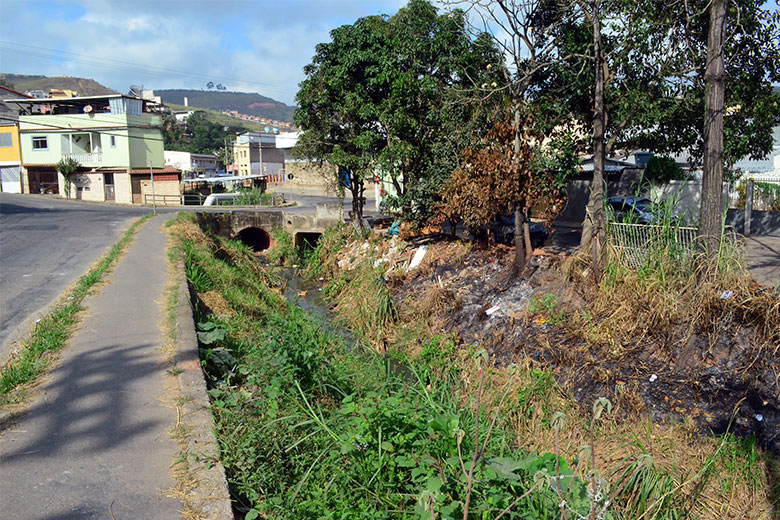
[489,215,549,248]
[606,197,656,224]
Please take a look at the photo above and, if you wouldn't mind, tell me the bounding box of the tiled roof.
[127,166,181,175]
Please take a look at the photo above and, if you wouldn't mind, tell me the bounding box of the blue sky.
[0,0,408,105]
[1,1,777,106]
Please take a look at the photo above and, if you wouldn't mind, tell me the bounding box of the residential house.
[48,89,78,99]
[5,94,181,204]
[164,151,219,178]
[232,131,284,180]
[0,85,31,193]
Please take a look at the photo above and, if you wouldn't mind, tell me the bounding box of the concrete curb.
[173,263,234,518]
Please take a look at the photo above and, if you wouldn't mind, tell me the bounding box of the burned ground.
[385,234,780,453]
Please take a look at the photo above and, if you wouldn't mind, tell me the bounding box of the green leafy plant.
[527,293,566,325]
[56,157,81,199]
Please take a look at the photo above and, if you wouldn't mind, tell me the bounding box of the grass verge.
[303,223,779,519]
[169,214,602,519]
[0,214,152,406]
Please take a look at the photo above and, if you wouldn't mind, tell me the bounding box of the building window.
[110,135,117,147]
[0,133,12,148]
[32,136,48,150]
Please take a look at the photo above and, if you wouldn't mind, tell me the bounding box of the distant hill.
[156,89,295,123]
[1,74,118,96]
[166,103,260,132]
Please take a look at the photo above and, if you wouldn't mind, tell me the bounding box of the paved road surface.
[745,235,780,288]
[0,191,368,362]
[0,194,150,361]
[0,215,180,519]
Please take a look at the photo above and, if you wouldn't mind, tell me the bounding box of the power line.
[0,114,170,144]
[0,41,299,96]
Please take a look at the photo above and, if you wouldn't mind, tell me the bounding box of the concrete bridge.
[195,204,343,251]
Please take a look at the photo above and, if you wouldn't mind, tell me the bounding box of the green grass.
[171,217,594,519]
[0,214,153,403]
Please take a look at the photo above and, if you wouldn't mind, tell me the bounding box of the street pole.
[150,160,157,215]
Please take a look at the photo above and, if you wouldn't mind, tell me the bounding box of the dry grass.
[307,224,779,519]
[197,291,233,317]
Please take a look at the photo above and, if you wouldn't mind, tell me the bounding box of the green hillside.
[1,74,118,96]
[156,89,295,122]
[167,104,259,132]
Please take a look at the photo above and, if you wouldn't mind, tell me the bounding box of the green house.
[6,94,177,204]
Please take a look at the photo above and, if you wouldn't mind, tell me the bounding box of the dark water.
[272,266,362,352]
[272,265,416,383]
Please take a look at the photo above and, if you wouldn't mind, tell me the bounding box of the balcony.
[63,152,102,165]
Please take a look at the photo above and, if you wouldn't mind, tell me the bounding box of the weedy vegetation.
[170,214,609,519]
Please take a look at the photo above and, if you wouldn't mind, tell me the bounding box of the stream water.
[272,265,363,352]
[270,264,416,382]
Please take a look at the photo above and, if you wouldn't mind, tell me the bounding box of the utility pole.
[150,160,157,215]
[223,126,231,175]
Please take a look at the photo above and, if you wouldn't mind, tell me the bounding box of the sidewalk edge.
[174,262,234,518]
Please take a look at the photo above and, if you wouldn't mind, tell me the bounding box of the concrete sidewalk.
[0,215,181,519]
[745,235,780,288]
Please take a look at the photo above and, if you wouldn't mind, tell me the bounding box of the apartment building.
[5,94,181,204]
[232,131,284,178]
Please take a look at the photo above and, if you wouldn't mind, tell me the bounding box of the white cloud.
[0,0,412,104]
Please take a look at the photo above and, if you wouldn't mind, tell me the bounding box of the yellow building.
[0,124,23,193]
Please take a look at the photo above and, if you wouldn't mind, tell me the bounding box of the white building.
[276,131,301,163]
[164,151,219,179]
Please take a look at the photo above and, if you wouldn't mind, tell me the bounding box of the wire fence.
[608,222,700,266]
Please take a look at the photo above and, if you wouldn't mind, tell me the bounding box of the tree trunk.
[513,105,526,274]
[582,0,606,283]
[699,0,727,257]
[523,208,532,256]
[348,171,365,230]
[514,202,525,273]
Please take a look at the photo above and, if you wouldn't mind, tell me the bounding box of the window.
[32,136,48,150]
[110,135,116,147]
[0,133,12,148]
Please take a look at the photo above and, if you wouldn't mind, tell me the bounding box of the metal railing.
[608,222,699,266]
[63,152,102,164]
[182,193,207,205]
[143,193,182,205]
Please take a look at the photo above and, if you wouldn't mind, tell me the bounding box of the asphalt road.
[0,192,365,362]
[0,194,152,361]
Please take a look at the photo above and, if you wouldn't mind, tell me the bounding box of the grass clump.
[266,229,297,266]
[170,216,597,519]
[0,214,152,404]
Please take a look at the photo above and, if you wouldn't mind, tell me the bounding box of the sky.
[0,0,408,105]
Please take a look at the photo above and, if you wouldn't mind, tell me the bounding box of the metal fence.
[143,193,183,205]
[608,222,700,266]
[728,176,780,211]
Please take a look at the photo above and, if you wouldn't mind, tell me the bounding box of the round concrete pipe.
[235,227,271,251]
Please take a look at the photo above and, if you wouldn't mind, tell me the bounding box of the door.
[131,175,142,204]
[104,172,115,201]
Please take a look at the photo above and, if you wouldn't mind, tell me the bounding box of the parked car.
[606,197,658,224]
[489,215,549,247]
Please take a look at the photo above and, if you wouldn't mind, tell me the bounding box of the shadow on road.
[0,342,163,463]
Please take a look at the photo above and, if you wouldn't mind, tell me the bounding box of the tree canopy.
[294,0,501,224]
[163,111,243,157]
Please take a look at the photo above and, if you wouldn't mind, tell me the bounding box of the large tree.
[377,0,501,223]
[534,0,779,271]
[443,0,584,271]
[294,14,390,225]
[294,0,500,226]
